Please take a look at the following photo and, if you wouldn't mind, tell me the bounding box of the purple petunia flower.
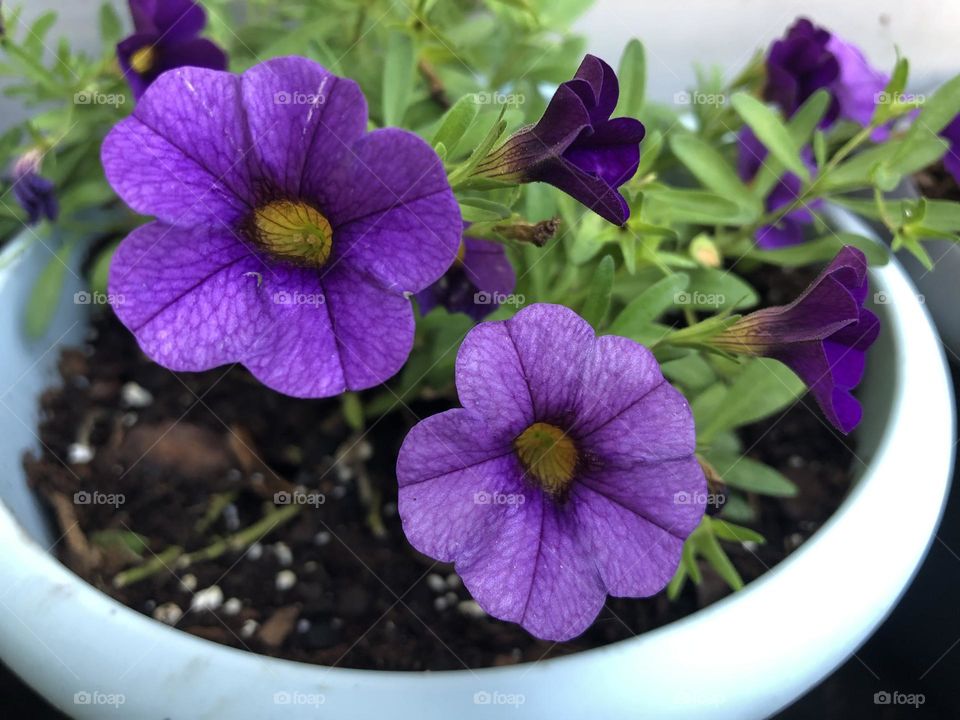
[712,247,879,433]
[765,18,888,130]
[118,0,228,99]
[415,227,516,321]
[11,149,58,225]
[472,55,645,226]
[737,127,819,249]
[102,57,461,398]
[397,303,705,640]
[940,114,960,185]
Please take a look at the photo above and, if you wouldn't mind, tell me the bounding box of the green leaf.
[608,273,689,338]
[458,196,512,223]
[892,74,960,165]
[699,520,744,591]
[711,519,767,545]
[99,3,123,43]
[432,94,479,159]
[669,133,761,216]
[873,56,909,124]
[826,137,948,191]
[708,454,798,497]
[698,359,805,442]
[684,267,758,310]
[748,231,889,266]
[581,255,615,329]
[834,196,960,233]
[88,240,119,297]
[731,93,810,182]
[644,187,757,225]
[615,39,646,117]
[382,31,416,127]
[90,529,149,559]
[26,240,74,339]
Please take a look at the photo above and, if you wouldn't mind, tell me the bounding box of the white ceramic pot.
[0,211,953,720]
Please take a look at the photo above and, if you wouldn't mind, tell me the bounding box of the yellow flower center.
[514,422,578,497]
[454,240,467,267]
[252,200,333,267]
[130,45,157,75]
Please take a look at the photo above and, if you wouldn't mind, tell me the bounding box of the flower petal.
[455,322,536,436]
[313,263,416,391]
[397,409,518,561]
[573,458,705,595]
[456,493,607,641]
[108,221,270,371]
[327,128,461,292]
[572,334,663,437]
[102,66,254,226]
[577,381,697,466]
[239,56,367,206]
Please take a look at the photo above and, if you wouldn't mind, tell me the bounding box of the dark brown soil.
[914,162,960,202]
[24,267,857,671]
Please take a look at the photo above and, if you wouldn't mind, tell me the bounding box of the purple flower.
[103,57,461,398]
[765,18,887,130]
[737,128,819,249]
[397,304,705,640]
[11,149,58,225]
[118,0,228,99]
[473,55,645,226]
[941,114,960,185]
[415,227,516,321]
[712,247,879,433]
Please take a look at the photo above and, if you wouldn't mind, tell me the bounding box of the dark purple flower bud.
[12,149,58,225]
[712,247,879,433]
[473,55,645,226]
[940,114,960,185]
[118,0,228,99]
[765,18,887,129]
[416,228,516,321]
[737,127,819,249]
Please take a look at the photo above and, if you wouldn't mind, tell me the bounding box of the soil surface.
[915,162,960,202]
[24,266,857,671]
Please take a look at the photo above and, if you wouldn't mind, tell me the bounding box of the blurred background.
[2,1,958,717]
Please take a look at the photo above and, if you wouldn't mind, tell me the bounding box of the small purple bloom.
[473,55,645,226]
[764,18,887,130]
[118,0,228,99]
[415,228,516,321]
[103,57,461,398]
[712,247,879,433]
[11,149,58,225]
[940,114,960,185]
[737,127,818,249]
[397,304,705,640]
